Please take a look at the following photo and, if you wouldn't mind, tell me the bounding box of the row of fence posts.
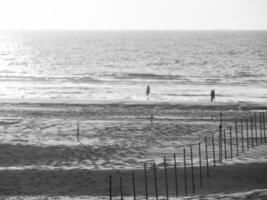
[108,112,266,199]
[216,112,267,162]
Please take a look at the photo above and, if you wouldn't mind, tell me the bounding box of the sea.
[0,30,266,103]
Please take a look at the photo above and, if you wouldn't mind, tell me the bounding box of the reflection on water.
[0,31,266,102]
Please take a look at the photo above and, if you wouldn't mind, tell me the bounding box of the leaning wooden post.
[190,146,195,194]
[224,130,227,159]
[260,113,265,144]
[120,177,123,200]
[235,121,239,156]
[241,119,244,153]
[263,112,266,143]
[219,128,223,163]
[173,153,178,197]
[183,148,188,196]
[211,133,216,166]
[198,142,203,187]
[164,156,169,200]
[132,171,136,200]
[76,122,80,141]
[109,175,112,200]
[259,113,263,144]
[261,112,266,143]
[246,118,249,149]
[153,162,159,200]
[254,113,258,145]
[229,127,233,159]
[144,163,148,200]
[219,113,223,163]
[204,137,210,177]
[251,116,254,147]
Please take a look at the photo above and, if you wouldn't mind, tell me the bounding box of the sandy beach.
[0,2,266,197]
[0,100,266,169]
[0,100,266,199]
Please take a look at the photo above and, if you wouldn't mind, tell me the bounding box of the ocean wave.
[65,76,102,83]
[0,70,15,73]
[147,61,170,66]
[0,117,22,125]
[119,73,183,80]
[0,75,102,83]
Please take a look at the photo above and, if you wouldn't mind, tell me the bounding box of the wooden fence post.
[251,116,254,147]
[241,119,244,153]
[224,129,227,159]
[173,153,178,197]
[120,177,123,200]
[263,112,266,143]
[246,118,249,149]
[219,112,223,163]
[144,163,148,200]
[212,133,216,166]
[235,121,239,156]
[229,127,233,158]
[198,142,203,187]
[132,171,136,200]
[183,148,188,195]
[109,175,112,200]
[164,156,169,200]
[254,113,258,145]
[153,162,158,200]
[204,137,210,177]
[76,123,80,141]
[260,113,263,144]
[190,146,195,194]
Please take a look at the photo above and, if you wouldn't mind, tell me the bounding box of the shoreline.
[0,98,267,111]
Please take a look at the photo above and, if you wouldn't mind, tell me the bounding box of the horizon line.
[1,29,267,31]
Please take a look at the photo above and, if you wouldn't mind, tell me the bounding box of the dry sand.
[0,101,266,198]
[0,101,266,170]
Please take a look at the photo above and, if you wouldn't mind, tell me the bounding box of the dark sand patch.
[0,162,266,197]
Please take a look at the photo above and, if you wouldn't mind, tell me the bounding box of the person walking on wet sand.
[146,85,150,100]
[210,89,215,102]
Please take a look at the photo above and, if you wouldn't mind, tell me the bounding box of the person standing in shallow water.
[146,85,150,100]
[210,89,215,102]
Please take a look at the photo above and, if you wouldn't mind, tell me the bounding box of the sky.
[0,0,266,30]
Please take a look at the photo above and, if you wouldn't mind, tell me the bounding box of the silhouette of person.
[146,85,150,100]
[210,89,215,102]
